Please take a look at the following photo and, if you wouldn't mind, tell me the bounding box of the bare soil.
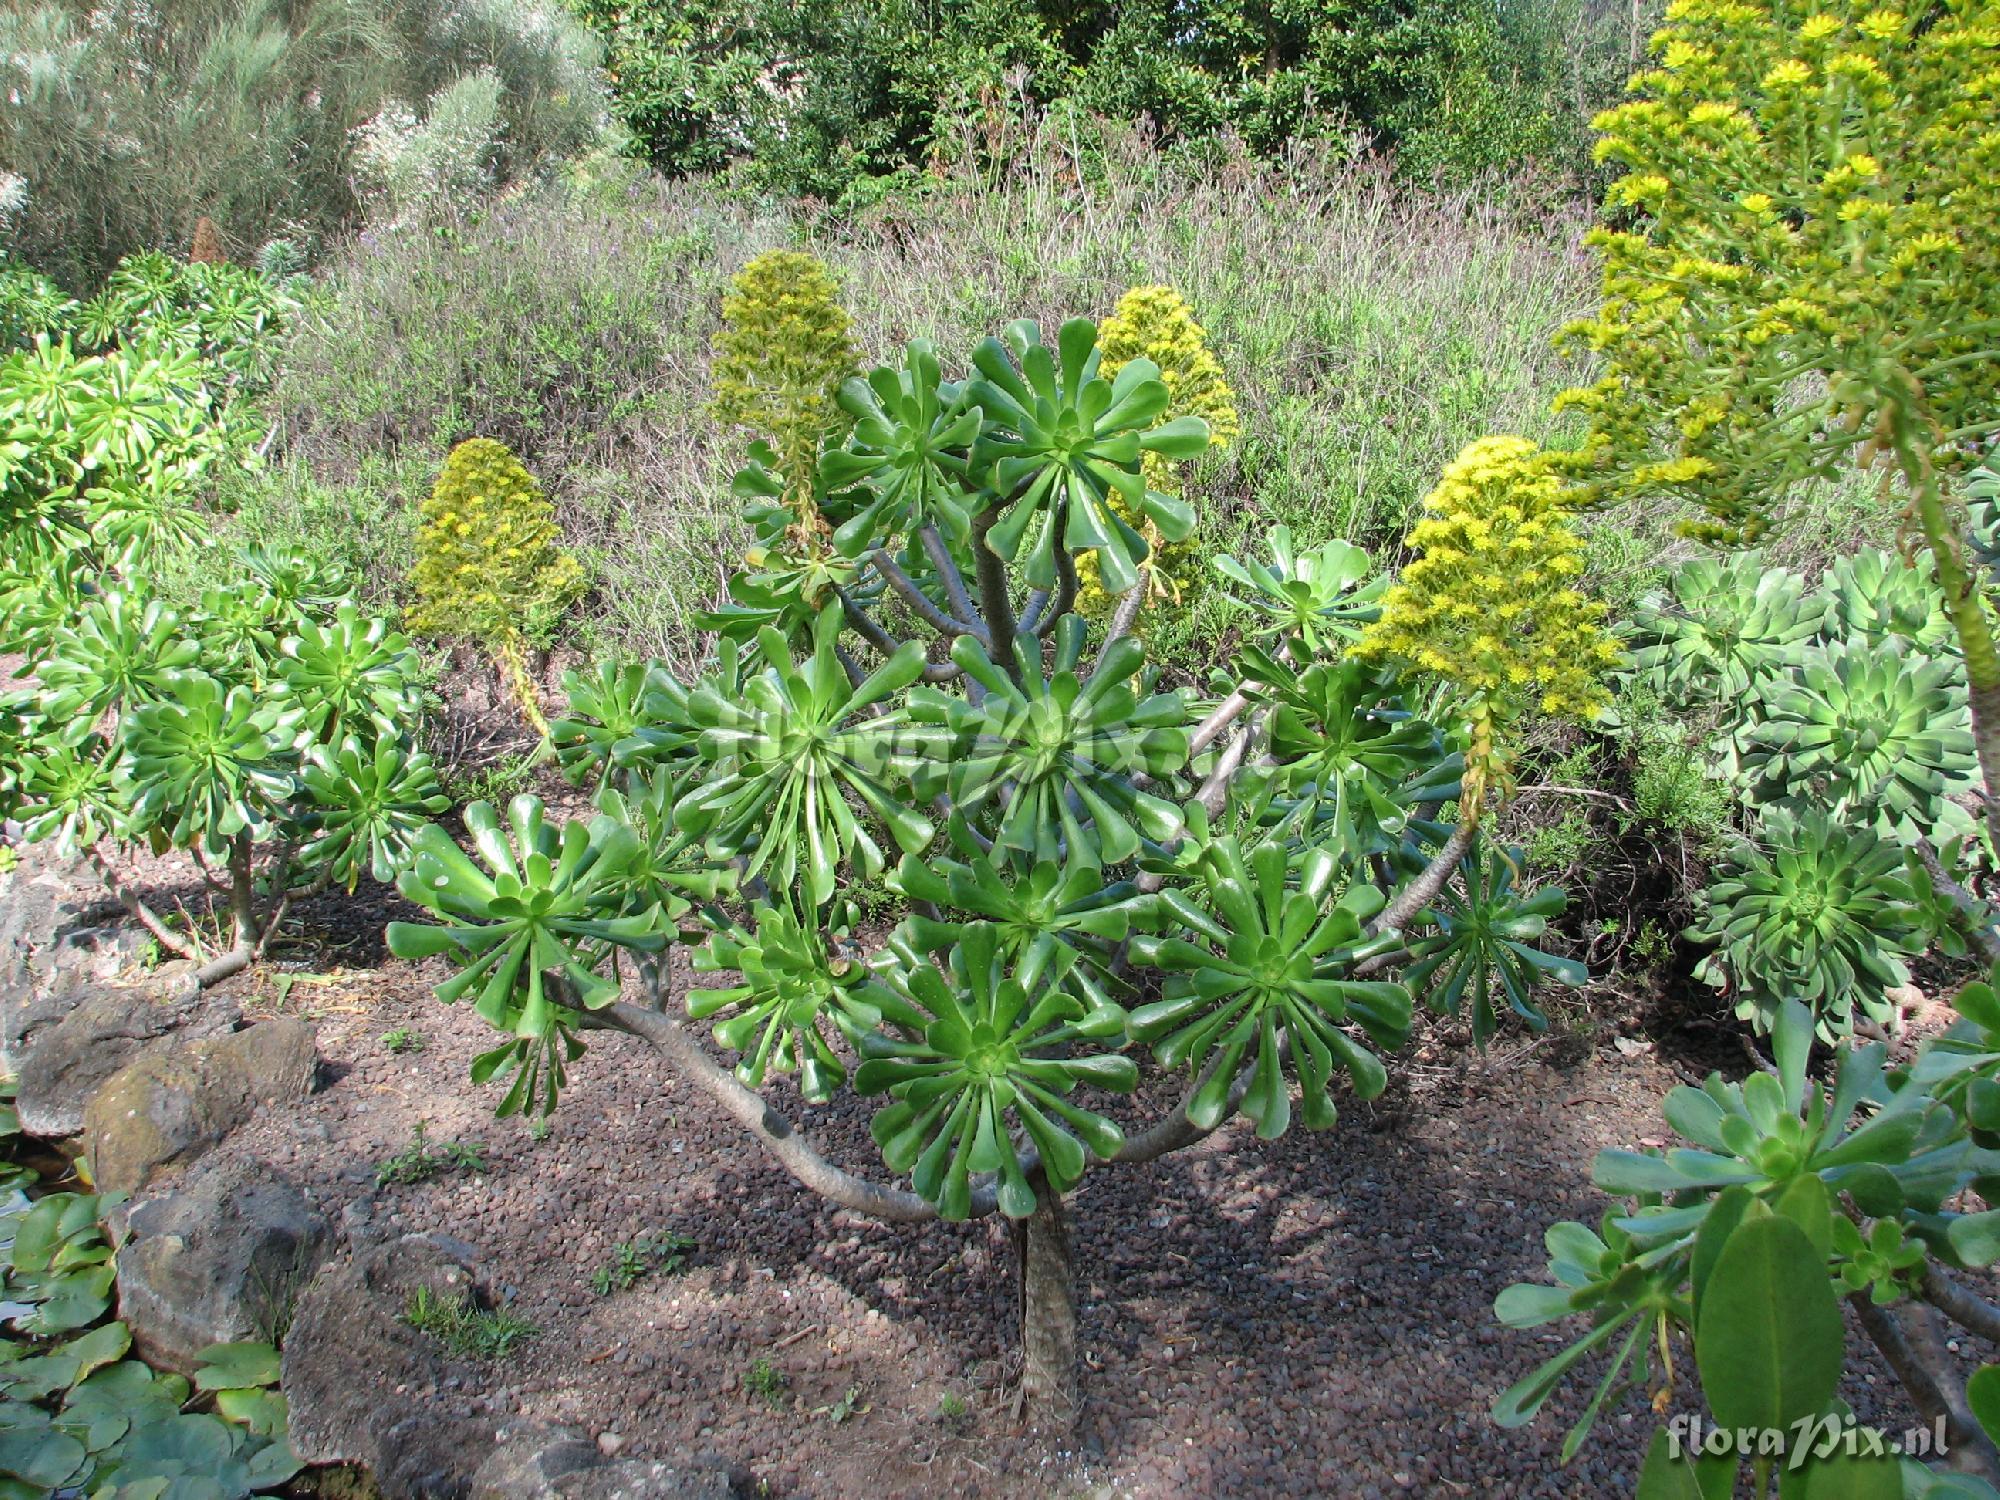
[14,658,1979,1498]
[88,872,1938,1500]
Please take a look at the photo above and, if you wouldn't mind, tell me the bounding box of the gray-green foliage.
[1687,807,1923,1036]
[0,0,604,285]
[1627,551,1825,707]
[1737,637,1974,842]
[1620,544,1984,1034]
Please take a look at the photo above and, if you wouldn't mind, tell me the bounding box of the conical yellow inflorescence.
[1082,284,1237,614]
[1357,435,1619,813]
[408,437,584,731]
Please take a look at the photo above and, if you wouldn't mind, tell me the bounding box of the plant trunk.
[1894,400,2000,852]
[1015,1169,1079,1430]
[189,832,259,987]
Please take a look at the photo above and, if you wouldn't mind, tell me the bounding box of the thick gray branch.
[971,506,1019,678]
[836,587,961,682]
[1853,1294,2000,1481]
[1371,821,1479,937]
[599,1000,951,1222]
[919,525,981,636]
[1923,1265,2000,1345]
[869,548,982,643]
[1190,689,1250,757]
[1096,572,1151,670]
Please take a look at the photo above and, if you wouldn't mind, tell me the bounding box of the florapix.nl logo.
[1666,1411,1948,1471]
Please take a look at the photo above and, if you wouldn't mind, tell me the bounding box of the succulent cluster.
[390,294,1597,1236]
[1628,543,1981,1030]
[4,545,441,970]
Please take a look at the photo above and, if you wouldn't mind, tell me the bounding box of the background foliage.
[565,0,1658,200]
[0,0,605,286]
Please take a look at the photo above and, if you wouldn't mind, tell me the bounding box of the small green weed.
[376,1123,486,1186]
[933,1391,972,1433]
[590,1232,696,1295]
[379,1026,424,1055]
[442,748,543,808]
[812,1384,867,1424]
[403,1285,537,1360]
[743,1357,787,1407]
[1523,811,1594,874]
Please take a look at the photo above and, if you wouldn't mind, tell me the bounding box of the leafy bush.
[0,335,243,586]
[573,0,1652,197]
[4,556,442,982]
[385,286,1604,1426]
[0,0,605,285]
[68,252,296,378]
[1,312,438,983]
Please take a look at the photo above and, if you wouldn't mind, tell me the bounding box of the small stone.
[597,1433,625,1458]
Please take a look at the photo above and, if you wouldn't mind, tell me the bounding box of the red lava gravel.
[164,931,1957,1500]
[63,817,1965,1500]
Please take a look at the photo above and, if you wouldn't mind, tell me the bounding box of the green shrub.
[0,0,604,285]
[574,0,1653,197]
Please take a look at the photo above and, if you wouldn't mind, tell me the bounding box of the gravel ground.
[133,897,1957,1500]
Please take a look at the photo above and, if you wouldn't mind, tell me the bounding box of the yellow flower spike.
[711,250,858,516]
[1356,437,1612,815]
[1075,284,1239,622]
[408,438,586,733]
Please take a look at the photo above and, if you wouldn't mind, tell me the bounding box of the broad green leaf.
[1695,1216,1843,1434]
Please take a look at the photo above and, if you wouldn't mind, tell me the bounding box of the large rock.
[16,982,229,1139]
[470,1427,738,1500]
[83,1020,316,1192]
[559,1462,737,1500]
[283,1233,499,1500]
[114,1156,332,1375]
[0,841,161,1085]
[468,1426,604,1500]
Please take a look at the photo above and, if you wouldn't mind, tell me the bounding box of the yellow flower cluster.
[710,250,859,512]
[1357,437,1619,812]
[1080,285,1238,614]
[408,438,585,726]
[1555,0,2000,541]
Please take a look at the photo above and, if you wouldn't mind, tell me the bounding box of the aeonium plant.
[1497,993,2000,1496]
[0,547,443,987]
[388,305,1613,1424]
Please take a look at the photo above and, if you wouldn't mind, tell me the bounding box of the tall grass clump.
[0,0,604,286]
